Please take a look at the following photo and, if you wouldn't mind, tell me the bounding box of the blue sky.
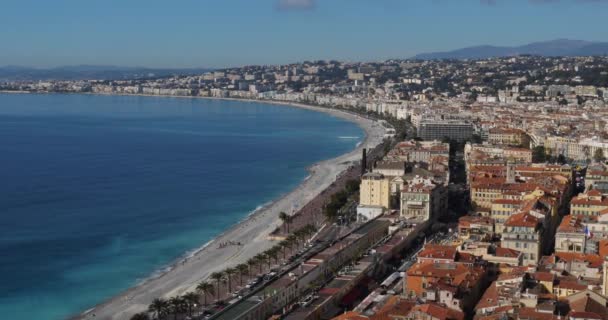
[1,0,607,68]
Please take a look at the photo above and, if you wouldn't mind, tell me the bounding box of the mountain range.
[0,65,212,81]
[412,39,608,60]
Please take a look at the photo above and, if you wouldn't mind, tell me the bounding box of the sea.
[0,93,363,320]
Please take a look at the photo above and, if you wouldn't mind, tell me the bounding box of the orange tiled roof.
[418,244,458,261]
[557,215,585,233]
[504,211,540,228]
[409,303,465,320]
[495,247,521,258]
[554,252,603,268]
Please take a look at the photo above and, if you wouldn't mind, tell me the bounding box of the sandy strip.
[64,98,387,320]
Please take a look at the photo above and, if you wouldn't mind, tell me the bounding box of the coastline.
[5,92,387,320]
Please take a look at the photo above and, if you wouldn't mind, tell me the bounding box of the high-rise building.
[417,119,474,142]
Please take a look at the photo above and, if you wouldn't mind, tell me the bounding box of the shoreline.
[2,91,386,320]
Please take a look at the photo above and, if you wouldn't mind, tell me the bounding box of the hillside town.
[5,55,608,320]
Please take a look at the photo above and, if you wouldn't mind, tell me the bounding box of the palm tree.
[210,272,224,298]
[236,263,249,286]
[286,236,297,253]
[148,298,168,320]
[304,224,316,235]
[295,228,307,244]
[247,258,258,276]
[262,252,273,269]
[287,234,299,248]
[269,245,281,264]
[182,292,200,317]
[168,296,183,320]
[279,240,291,259]
[224,268,237,293]
[130,312,150,320]
[279,211,291,233]
[254,254,266,273]
[196,281,214,306]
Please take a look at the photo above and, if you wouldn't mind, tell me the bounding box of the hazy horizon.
[2,0,608,68]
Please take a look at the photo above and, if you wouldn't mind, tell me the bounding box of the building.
[400,176,447,222]
[555,215,588,254]
[501,211,545,266]
[372,161,407,179]
[571,190,608,216]
[490,199,523,234]
[404,303,465,320]
[488,127,530,147]
[385,140,450,164]
[405,261,487,313]
[359,172,391,209]
[417,119,474,143]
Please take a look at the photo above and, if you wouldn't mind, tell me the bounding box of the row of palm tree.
[278,211,294,233]
[140,224,318,320]
[204,224,318,301]
[145,292,199,320]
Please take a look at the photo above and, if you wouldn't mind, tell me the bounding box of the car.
[300,294,318,307]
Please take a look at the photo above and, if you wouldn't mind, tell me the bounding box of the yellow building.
[471,182,506,210]
[359,172,390,209]
[490,199,523,233]
[570,190,608,216]
[488,127,530,147]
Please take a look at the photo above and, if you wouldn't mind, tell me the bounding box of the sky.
[1,0,607,68]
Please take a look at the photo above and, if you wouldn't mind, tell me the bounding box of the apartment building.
[400,176,447,221]
[417,119,474,142]
[501,211,545,266]
[488,127,530,147]
[570,189,608,216]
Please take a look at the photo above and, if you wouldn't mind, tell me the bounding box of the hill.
[413,39,608,60]
[0,65,212,81]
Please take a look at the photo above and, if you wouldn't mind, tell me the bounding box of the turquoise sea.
[0,93,363,320]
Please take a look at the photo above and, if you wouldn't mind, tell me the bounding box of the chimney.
[362,148,367,175]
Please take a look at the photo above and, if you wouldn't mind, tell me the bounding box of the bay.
[0,93,363,320]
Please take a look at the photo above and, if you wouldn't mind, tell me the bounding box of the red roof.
[495,247,521,258]
[504,211,539,228]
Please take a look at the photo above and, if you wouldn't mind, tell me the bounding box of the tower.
[361,148,367,175]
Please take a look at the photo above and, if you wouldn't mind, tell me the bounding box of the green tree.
[196,281,215,306]
[254,254,266,273]
[594,149,606,163]
[279,239,292,259]
[148,298,169,320]
[532,146,547,163]
[345,179,361,194]
[130,312,150,320]
[209,272,224,298]
[168,296,184,320]
[278,211,292,233]
[182,292,200,317]
[236,263,249,285]
[224,268,237,293]
[266,246,280,264]
[247,258,258,276]
[261,252,273,269]
[471,134,483,144]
